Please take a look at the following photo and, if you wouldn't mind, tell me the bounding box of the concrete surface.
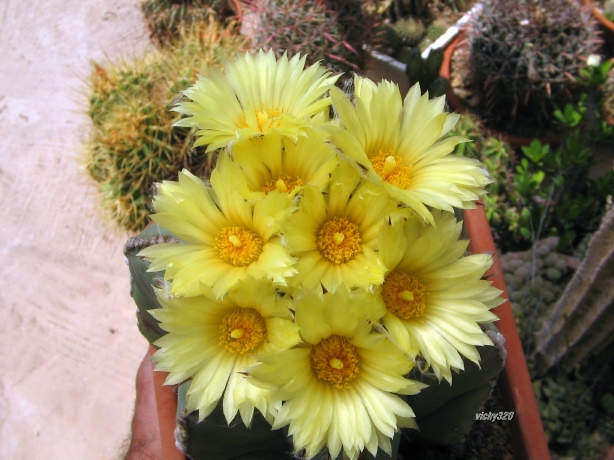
[0,1,154,458]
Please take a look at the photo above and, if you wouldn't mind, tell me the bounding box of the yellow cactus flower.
[216,128,338,201]
[330,77,491,225]
[139,169,296,298]
[283,162,396,293]
[174,49,338,151]
[151,278,300,425]
[376,210,502,383]
[247,287,424,460]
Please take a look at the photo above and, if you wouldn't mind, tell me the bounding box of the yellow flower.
[376,210,502,383]
[174,49,338,151]
[247,287,423,460]
[216,128,338,201]
[283,162,395,292]
[151,278,300,425]
[139,169,296,298]
[330,77,491,225]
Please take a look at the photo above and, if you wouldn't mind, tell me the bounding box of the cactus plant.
[245,0,380,73]
[402,46,449,97]
[85,18,247,232]
[389,17,426,48]
[499,236,573,354]
[465,0,601,137]
[532,203,614,372]
[141,0,241,46]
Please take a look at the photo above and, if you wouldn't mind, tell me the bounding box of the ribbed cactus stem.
[533,203,614,373]
[467,0,601,134]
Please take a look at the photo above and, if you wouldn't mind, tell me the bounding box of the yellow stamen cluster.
[215,227,264,267]
[261,174,305,194]
[381,272,427,320]
[370,149,412,189]
[316,217,362,264]
[219,308,267,354]
[310,335,359,388]
[256,108,282,132]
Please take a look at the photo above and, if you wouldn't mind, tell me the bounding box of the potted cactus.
[132,203,550,460]
[123,47,549,457]
[442,0,601,142]
[242,0,380,74]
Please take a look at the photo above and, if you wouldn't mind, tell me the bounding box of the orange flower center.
[381,272,427,320]
[370,149,412,189]
[215,227,264,267]
[219,308,267,354]
[316,217,362,264]
[310,335,359,388]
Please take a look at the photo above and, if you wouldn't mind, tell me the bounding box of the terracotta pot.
[149,204,550,460]
[463,204,551,460]
[440,34,563,147]
[150,344,185,460]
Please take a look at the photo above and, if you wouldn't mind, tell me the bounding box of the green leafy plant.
[466,0,601,137]
[85,18,247,232]
[457,58,614,253]
[449,114,535,249]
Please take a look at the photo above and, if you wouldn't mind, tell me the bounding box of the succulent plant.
[533,204,614,373]
[85,19,246,232]
[389,17,426,47]
[402,46,449,97]
[499,236,572,354]
[466,0,601,136]
[141,0,241,46]
[245,0,380,73]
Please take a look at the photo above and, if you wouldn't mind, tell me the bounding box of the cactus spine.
[467,0,601,136]
[246,0,378,73]
[85,18,246,232]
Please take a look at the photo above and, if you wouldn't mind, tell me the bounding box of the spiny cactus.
[389,17,426,48]
[467,0,601,136]
[86,18,246,232]
[141,0,240,46]
[389,0,431,22]
[245,0,380,73]
[421,18,448,50]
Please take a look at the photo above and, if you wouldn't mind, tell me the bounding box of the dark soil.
[399,385,515,460]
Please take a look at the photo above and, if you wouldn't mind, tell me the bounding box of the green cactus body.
[85,20,246,232]
[392,17,426,47]
[467,0,601,136]
[141,0,240,47]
